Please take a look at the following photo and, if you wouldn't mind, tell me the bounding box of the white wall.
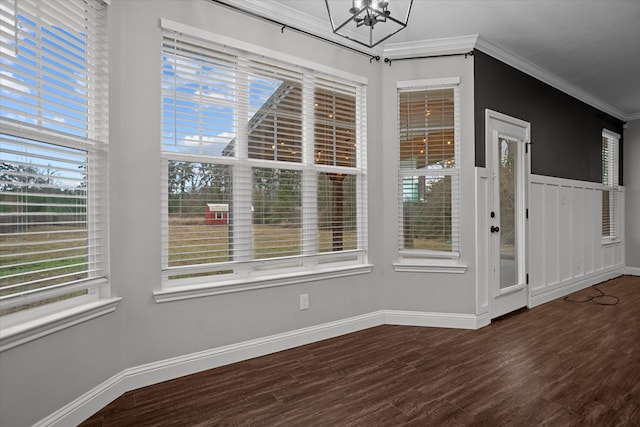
[380,57,478,315]
[624,119,640,273]
[0,1,385,426]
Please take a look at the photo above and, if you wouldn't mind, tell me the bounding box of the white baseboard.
[385,310,489,330]
[625,266,640,276]
[529,266,626,307]
[35,309,490,426]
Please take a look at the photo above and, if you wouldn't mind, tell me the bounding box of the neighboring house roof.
[206,203,229,212]
[221,80,299,157]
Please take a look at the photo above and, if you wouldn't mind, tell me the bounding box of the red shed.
[204,203,229,225]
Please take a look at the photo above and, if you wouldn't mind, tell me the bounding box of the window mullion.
[356,84,367,253]
[451,86,461,252]
[233,58,252,264]
[302,72,317,256]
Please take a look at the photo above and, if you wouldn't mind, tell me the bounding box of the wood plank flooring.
[80,275,640,426]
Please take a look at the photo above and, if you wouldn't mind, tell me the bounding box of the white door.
[486,110,530,319]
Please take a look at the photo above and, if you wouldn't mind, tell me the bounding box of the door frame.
[485,109,531,319]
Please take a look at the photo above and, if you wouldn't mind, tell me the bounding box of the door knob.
[490,226,500,233]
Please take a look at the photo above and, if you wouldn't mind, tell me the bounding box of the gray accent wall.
[474,50,624,184]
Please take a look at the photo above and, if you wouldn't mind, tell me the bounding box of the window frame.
[156,19,371,302]
[394,78,463,272]
[601,129,621,245]
[0,0,117,352]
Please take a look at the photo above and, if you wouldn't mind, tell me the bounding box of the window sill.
[393,260,467,274]
[0,297,122,352]
[601,238,621,247]
[154,263,374,303]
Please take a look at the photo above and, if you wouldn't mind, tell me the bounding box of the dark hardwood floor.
[81,275,640,426]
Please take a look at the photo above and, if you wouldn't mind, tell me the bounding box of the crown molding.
[383,34,478,59]
[208,1,636,121]
[383,34,630,121]
[625,112,640,122]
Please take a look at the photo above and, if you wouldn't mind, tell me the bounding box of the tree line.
[0,162,86,214]
[167,161,356,230]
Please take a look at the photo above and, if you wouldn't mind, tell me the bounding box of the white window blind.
[0,0,109,316]
[161,26,367,287]
[602,129,620,241]
[397,85,460,257]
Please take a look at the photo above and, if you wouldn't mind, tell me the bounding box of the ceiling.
[235,0,640,121]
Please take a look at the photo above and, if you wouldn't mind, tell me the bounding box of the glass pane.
[499,138,518,289]
[400,175,452,252]
[1,10,90,139]
[314,88,356,168]
[161,50,237,156]
[252,168,302,259]
[0,136,89,297]
[317,173,357,252]
[247,67,303,162]
[167,161,233,267]
[398,88,455,170]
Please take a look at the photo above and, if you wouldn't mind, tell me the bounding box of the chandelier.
[325,0,414,48]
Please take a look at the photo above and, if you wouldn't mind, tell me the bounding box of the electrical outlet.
[300,293,309,310]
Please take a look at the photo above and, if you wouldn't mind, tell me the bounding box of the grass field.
[168,217,357,267]
[0,224,89,314]
[0,226,88,295]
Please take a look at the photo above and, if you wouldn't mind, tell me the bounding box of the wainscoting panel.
[529,175,625,307]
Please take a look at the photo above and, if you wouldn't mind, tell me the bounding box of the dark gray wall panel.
[474,50,624,184]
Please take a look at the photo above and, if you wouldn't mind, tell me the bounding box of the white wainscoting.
[528,175,625,306]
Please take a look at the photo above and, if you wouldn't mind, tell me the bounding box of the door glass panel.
[499,137,518,289]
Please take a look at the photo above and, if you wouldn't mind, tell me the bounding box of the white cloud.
[182,133,234,147]
[0,70,31,94]
[193,89,232,102]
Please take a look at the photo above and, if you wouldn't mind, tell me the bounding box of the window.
[602,129,620,242]
[396,80,460,262]
[160,22,368,293]
[0,0,112,346]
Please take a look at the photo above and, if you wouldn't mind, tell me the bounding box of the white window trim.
[158,20,370,299]
[600,183,623,247]
[395,78,464,272]
[601,129,621,246]
[160,19,367,85]
[154,263,373,303]
[392,261,467,274]
[0,295,121,352]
